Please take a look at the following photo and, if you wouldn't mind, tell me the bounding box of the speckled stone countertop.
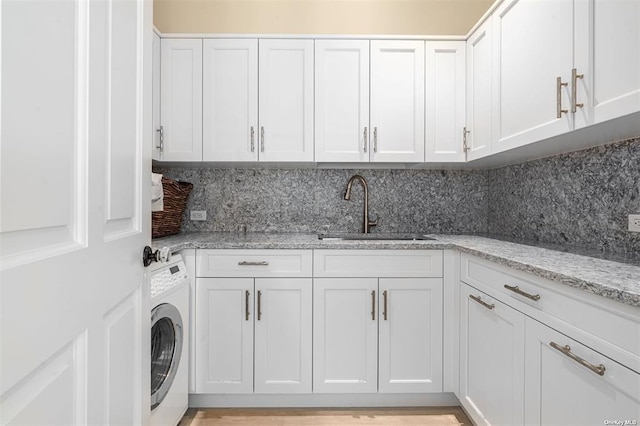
[152,232,640,308]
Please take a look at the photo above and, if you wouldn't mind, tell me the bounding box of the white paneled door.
[1,0,151,424]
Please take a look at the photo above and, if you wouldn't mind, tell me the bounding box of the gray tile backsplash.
[151,167,490,235]
[154,136,640,254]
[488,137,640,255]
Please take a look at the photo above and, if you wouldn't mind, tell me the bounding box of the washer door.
[150,303,183,410]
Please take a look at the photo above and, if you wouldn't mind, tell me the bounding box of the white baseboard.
[189,392,460,408]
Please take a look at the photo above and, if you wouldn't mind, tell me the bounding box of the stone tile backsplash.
[488,137,640,255]
[151,167,490,235]
[154,136,640,254]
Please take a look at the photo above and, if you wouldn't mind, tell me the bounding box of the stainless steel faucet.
[344,174,378,234]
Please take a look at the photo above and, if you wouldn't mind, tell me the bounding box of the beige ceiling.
[154,0,495,35]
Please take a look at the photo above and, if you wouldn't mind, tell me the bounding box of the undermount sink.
[318,233,435,241]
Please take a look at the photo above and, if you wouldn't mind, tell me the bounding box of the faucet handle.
[368,214,379,229]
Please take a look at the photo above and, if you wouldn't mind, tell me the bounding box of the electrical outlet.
[190,210,207,221]
[628,214,640,232]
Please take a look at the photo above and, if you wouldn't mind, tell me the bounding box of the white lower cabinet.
[459,253,640,426]
[313,250,444,394]
[194,250,313,394]
[459,283,525,426]
[524,318,640,426]
[195,277,312,394]
[313,277,443,394]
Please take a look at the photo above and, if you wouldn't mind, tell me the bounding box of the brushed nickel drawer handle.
[245,290,250,321]
[238,261,269,266]
[504,284,541,301]
[257,290,262,321]
[550,342,605,376]
[469,294,495,310]
[250,126,255,152]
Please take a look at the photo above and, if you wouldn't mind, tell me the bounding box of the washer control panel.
[150,255,189,299]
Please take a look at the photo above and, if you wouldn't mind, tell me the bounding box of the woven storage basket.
[152,177,193,238]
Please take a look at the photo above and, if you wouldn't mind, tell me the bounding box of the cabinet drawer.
[314,250,443,277]
[196,249,312,277]
[461,253,640,372]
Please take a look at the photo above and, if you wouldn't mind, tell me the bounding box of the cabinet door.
[202,39,258,162]
[574,0,640,127]
[152,32,161,161]
[160,38,203,161]
[313,278,378,393]
[524,318,640,426]
[378,278,443,393]
[425,41,466,162]
[254,278,312,394]
[258,39,314,162]
[466,18,493,161]
[315,40,370,162]
[492,0,574,153]
[370,41,425,163]
[195,278,254,394]
[460,284,525,426]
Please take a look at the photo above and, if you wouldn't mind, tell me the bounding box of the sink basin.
[318,233,435,241]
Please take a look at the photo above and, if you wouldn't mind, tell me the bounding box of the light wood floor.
[180,407,473,426]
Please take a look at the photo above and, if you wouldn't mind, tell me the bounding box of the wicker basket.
[152,177,193,238]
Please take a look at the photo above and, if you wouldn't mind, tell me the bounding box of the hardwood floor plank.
[180,407,473,426]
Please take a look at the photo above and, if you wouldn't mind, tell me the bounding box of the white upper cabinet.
[203,39,258,162]
[370,41,425,163]
[315,40,370,162]
[425,41,466,162]
[259,39,314,162]
[492,0,574,153]
[160,38,203,161]
[152,32,161,161]
[573,0,640,128]
[465,18,493,161]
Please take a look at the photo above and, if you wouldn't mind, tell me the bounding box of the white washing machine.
[150,254,189,426]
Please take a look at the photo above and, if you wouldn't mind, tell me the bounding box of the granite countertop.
[152,232,640,308]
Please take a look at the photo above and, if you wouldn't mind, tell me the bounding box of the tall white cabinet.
[160,38,203,161]
[258,40,314,162]
[465,19,493,160]
[491,0,575,153]
[202,39,258,162]
[425,41,466,162]
[314,40,370,162]
[370,41,425,163]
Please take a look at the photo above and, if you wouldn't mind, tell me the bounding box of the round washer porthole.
[150,303,183,410]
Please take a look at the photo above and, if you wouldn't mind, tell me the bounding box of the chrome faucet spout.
[343,175,378,234]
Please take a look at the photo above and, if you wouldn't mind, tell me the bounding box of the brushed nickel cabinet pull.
[260,126,265,152]
[257,290,262,321]
[373,127,378,153]
[469,294,495,310]
[371,290,376,321]
[550,342,605,376]
[238,261,269,266]
[156,126,164,153]
[245,290,250,321]
[571,68,584,113]
[250,126,255,152]
[557,77,568,118]
[462,126,471,154]
[504,284,541,301]
[363,127,368,153]
[383,290,388,321]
